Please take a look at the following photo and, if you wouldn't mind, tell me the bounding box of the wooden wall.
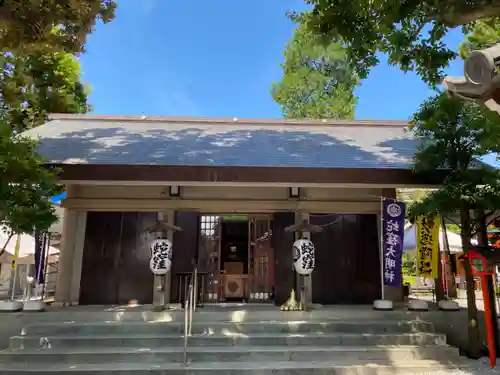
[79,211,381,305]
[310,214,381,304]
[79,212,156,305]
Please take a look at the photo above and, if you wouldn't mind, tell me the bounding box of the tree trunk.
[441,217,457,298]
[460,208,482,358]
[475,210,500,353]
[435,256,445,301]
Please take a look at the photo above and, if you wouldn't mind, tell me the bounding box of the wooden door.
[272,212,295,305]
[80,212,122,305]
[310,214,345,304]
[170,211,200,303]
[116,212,156,305]
[248,216,274,301]
[310,214,381,304]
[195,215,221,302]
[354,214,381,303]
[79,212,156,305]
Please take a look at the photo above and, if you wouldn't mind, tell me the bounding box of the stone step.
[9,332,447,350]
[9,307,437,324]
[0,345,460,364]
[19,320,435,336]
[0,359,477,375]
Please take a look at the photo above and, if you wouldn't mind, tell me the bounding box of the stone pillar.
[54,207,77,304]
[54,209,87,305]
[68,211,87,304]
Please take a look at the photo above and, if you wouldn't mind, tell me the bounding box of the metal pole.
[380,198,385,300]
[440,216,450,298]
[10,234,21,301]
[41,234,51,300]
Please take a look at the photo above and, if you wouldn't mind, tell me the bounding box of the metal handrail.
[183,266,198,366]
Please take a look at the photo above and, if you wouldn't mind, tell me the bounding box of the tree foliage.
[0,51,90,132]
[271,16,358,119]
[402,253,417,277]
[459,17,500,58]
[397,188,432,206]
[406,93,500,357]
[408,94,500,222]
[0,0,116,53]
[0,115,62,239]
[0,34,92,243]
[299,0,500,86]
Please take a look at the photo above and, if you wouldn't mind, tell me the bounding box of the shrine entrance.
[198,214,274,303]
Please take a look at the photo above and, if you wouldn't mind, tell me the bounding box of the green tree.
[295,1,500,86]
[271,16,358,119]
[0,114,63,256]
[402,253,417,277]
[0,51,90,132]
[0,0,116,53]
[460,17,500,58]
[407,93,500,357]
[0,50,91,248]
[397,189,432,206]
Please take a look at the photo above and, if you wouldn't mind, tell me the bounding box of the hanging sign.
[416,215,440,278]
[11,234,21,270]
[34,231,47,284]
[293,238,315,276]
[149,238,173,275]
[381,198,406,287]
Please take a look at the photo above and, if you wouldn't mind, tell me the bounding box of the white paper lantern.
[293,239,315,276]
[149,238,173,275]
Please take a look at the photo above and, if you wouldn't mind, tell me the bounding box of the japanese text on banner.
[381,198,406,287]
[416,216,440,278]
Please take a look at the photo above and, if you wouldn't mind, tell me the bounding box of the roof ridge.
[48,114,409,127]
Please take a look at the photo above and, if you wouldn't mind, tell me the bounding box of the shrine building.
[24,114,446,306]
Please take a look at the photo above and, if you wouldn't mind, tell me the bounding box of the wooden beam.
[61,198,381,214]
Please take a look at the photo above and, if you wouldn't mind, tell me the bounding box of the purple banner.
[34,231,47,284]
[381,198,406,287]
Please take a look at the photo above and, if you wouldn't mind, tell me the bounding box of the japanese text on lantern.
[416,216,439,278]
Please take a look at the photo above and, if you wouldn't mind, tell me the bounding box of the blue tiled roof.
[24,117,418,169]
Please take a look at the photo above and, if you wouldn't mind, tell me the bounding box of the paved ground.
[414,290,500,312]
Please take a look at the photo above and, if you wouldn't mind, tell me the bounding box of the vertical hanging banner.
[381,198,406,287]
[34,231,47,284]
[416,216,440,278]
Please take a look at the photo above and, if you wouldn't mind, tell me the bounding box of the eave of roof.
[24,114,418,170]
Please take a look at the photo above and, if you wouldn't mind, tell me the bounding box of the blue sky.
[80,0,497,165]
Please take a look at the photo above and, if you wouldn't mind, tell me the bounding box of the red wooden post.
[459,251,496,368]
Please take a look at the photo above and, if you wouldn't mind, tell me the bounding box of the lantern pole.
[143,218,182,311]
[282,219,323,311]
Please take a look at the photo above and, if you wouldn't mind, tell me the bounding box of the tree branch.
[444,215,461,227]
[486,212,500,227]
[0,233,13,258]
[441,2,500,27]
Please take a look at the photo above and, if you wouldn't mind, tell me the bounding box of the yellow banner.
[11,234,21,270]
[416,216,440,278]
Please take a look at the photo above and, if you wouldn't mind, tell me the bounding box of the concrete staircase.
[0,306,472,374]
